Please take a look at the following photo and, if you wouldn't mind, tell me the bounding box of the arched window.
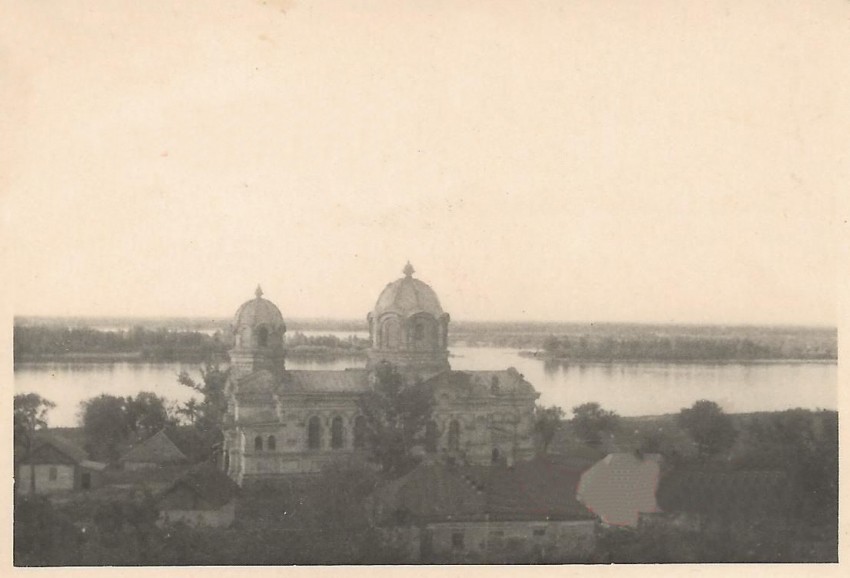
[414,323,424,341]
[448,420,461,451]
[381,318,402,350]
[256,326,269,347]
[331,416,344,449]
[491,447,501,464]
[267,435,276,451]
[425,420,438,453]
[307,417,321,450]
[353,415,367,449]
[254,435,263,451]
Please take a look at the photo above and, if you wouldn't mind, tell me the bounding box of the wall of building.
[422,519,596,563]
[16,464,76,495]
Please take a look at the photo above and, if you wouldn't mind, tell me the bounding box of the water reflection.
[14,346,837,428]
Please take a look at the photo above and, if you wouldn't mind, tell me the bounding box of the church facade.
[222,264,540,485]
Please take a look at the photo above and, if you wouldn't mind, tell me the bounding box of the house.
[120,430,189,471]
[371,455,598,563]
[576,452,663,527]
[156,463,241,528]
[16,436,106,495]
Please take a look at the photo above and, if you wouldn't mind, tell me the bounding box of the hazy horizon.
[13,313,838,331]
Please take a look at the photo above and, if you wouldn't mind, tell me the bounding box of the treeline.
[14,326,229,363]
[286,332,369,358]
[535,334,835,362]
[13,326,370,363]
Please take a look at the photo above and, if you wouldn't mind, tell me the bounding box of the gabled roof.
[120,430,188,465]
[372,455,594,524]
[21,435,90,465]
[158,463,240,509]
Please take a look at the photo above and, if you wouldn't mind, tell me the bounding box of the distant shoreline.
[517,350,837,365]
[14,348,368,366]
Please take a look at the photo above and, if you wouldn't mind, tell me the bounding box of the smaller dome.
[373,263,444,318]
[233,285,285,331]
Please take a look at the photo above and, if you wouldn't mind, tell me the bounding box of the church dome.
[233,285,285,331]
[373,262,444,318]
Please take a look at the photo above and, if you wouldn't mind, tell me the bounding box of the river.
[14,346,837,428]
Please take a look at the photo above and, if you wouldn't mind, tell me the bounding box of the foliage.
[177,362,230,458]
[14,393,56,458]
[533,404,565,453]
[357,363,435,477]
[14,325,229,362]
[80,394,131,462]
[79,392,176,462]
[571,402,620,447]
[677,400,737,459]
[125,392,175,438]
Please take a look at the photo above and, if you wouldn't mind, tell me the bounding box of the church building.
[222,264,540,485]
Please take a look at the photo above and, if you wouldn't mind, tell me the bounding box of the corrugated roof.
[120,430,188,465]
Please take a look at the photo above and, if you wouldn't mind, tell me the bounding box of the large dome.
[233,285,285,331]
[373,262,444,318]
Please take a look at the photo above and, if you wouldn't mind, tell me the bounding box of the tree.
[80,394,130,462]
[14,393,56,493]
[357,363,435,477]
[177,362,229,432]
[125,392,174,438]
[176,398,201,426]
[177,362,230,460]
[534,404,565,454]
[571,402,620,447]
[677,400,737,460]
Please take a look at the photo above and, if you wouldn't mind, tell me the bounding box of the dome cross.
[255,284,264,299]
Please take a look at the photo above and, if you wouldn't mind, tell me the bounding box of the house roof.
[120,430,188,465]
[372,455,595,524]
[158,463,240,509]
[21,435,90,465]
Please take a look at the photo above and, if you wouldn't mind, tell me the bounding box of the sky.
[2,0,848,326]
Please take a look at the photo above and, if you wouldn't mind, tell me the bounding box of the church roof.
[424,368,538,398]
[372,263,444,318]
[120,430,188,465]
[233,286,285,330]
[284,369,371,393]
